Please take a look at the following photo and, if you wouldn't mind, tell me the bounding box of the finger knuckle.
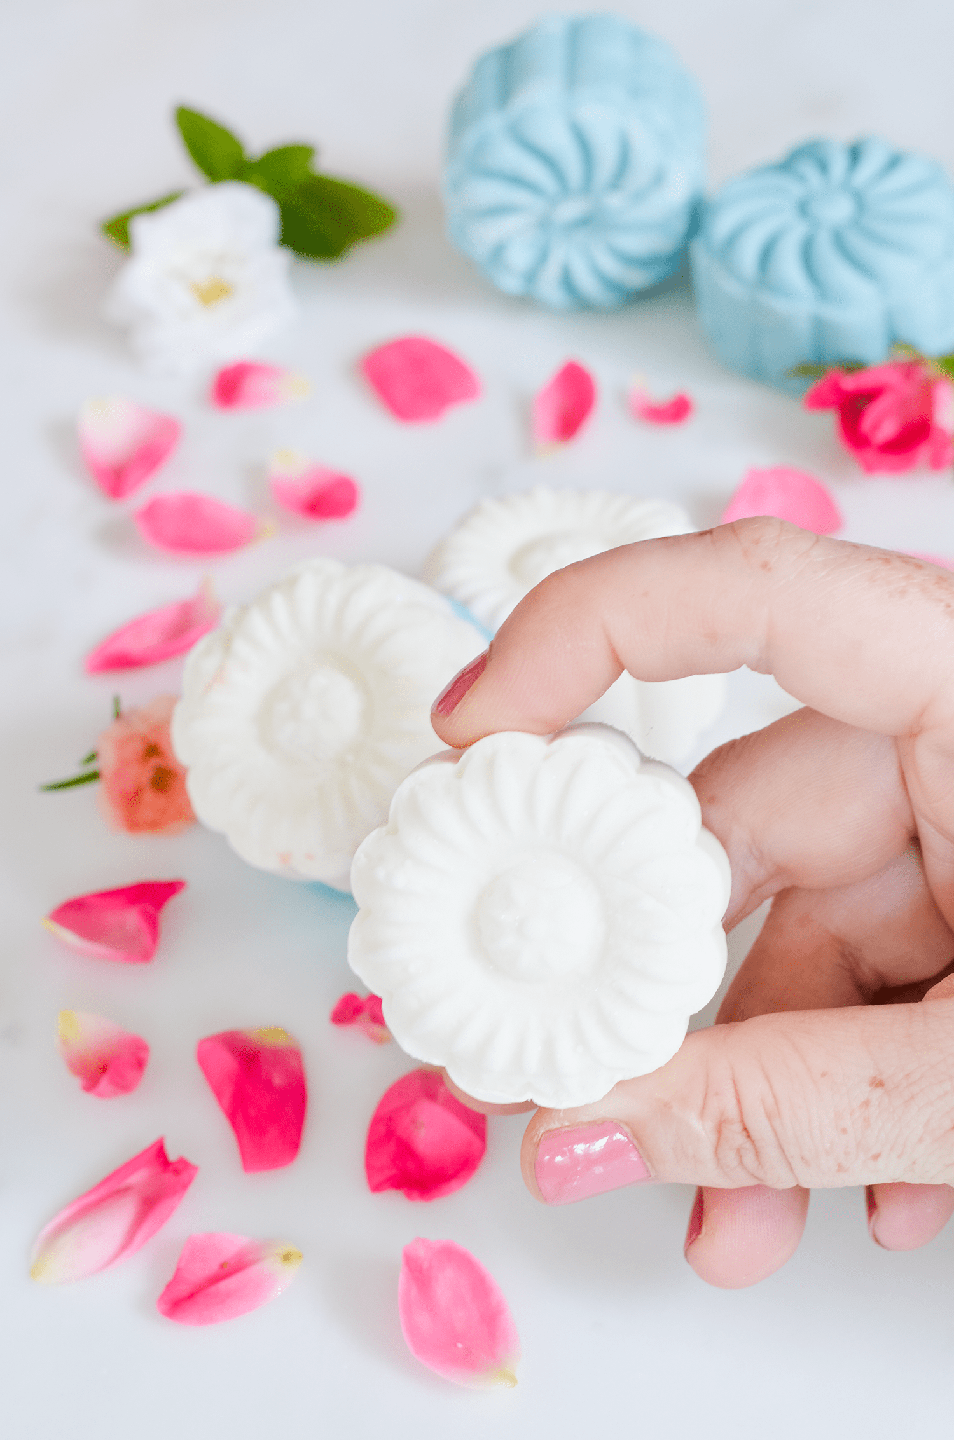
[697,1029,801,1187]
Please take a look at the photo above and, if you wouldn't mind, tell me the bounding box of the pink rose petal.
[97,696,196,835]
[135,493,265,555]
[361,336,481,422]
[157,1233,302,1325]
[804,362,954,474]
[31,1138,198,1284]
[365,1069,486,1201]
[532,360,597,445]
[56,1011,149,1097]
[84,579,221,673]
[628,382,693,426]
[78,397,181,499]
[44,880,186,964]
[196,1028,307,1173]
[269,450,360,520]
[399,1239,520,1388]
[210,361,309,410]
[720,466,843,534]
[330,992,390,1044]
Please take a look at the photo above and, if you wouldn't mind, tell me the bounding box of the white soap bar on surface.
[348,724,731,1108]
[423,486,726,762]
[172,558,487,890]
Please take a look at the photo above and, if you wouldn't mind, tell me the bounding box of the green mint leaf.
[112,694,122,720]
[242,144,316,200]
[176,105,246,181]
[931,353,954,378]
[40,770,100,792]
[278,174,398,260]
[101,191,185,249]
[79,750,98,766]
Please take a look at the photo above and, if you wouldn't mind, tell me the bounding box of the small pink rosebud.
[532,360,596,446]
[361,336,480,422]
[78,397,181,499]
[399,1238,520,1388]
[365,1068,486,1201]
[135,493,267,555]
[804,360,954,474]
[210,361,309,409]
[44,879,186,963]
[56,1011,149,1096]
[85,579,220,673]
[31,1138,198,1284]
[96,697,195,836]
[720,466,843,534]
[330,991,390,1044]
[196,1027,307,1172]
[157,1233,302,1325]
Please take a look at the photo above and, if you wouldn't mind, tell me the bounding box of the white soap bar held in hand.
[348,724,731,1108]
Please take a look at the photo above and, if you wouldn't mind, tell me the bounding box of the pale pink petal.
[269,450,360,520]
[78,397,181,499]
[196,1028,307,1172]
[906,552,954,570]
[330,992,390,1044]
[628,382,693,426]
[399,1239,520,1388]
[85,579,220,673]
[31,1138,198,1284]
[97,696,195,836]
[532,361,597,445]
[44,880,186,964]
[365,1069,486,1200]
[210,362,310,410]
[158,1233,302,1325]
[135,493,265,555]
[361,336,481,422]
[720,466,843,534]
[56,1011,149,1097]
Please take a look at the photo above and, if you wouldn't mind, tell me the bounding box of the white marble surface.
[3,3,954,1437]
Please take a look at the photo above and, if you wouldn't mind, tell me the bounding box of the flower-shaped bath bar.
[349,726,731,1108]
[423,487,725,762]
[690,137,954,388]
[172,560,486,890]
[444,15,705,309]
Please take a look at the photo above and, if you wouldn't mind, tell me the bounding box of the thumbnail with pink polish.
[535,1122,652,1206]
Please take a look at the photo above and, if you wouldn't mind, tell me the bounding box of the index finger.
[432,519,954,746]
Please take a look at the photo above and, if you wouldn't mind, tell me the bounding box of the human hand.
[431,519,954,1288]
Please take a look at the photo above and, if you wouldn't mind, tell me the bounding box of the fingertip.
[866,1181,954,1250]
[683,1184,809,1288]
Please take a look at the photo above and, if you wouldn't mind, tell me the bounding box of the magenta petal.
[31,1139,198,1284]
[365,1069,486,1201]
[330,992,390,1044]
[532,361,597,445]
[79,398,181,500]
[361,336,481,422]
[399,1239,520,1388]
[720,466,843,534]
[157,1233,302,1325]
[84,579,220,673]
[44,880,186,964]
[56,1011,149,1097]
[269,451,360,520]
[210,362,309,410]
[196,1028,307,1172]
[628,384,693,426]
[135,493,264,555]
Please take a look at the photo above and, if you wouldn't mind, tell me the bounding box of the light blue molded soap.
[690,137,954,389]
[444,14,706,309]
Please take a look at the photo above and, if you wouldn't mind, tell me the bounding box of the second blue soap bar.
[444,14,706,310]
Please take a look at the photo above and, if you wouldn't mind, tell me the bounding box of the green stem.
[40,770,101,792]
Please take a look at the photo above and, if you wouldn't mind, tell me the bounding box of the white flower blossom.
[109,183,296,374]
[349,725,731,1108]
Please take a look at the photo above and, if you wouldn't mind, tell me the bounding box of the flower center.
[475,851,606,982]
[260,658,368,765]
[509,531,604,588]
[801,190,858,227]
[190,275,234,307]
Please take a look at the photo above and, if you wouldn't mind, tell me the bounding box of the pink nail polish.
[684,1188,704,1254]
[432,652,488,718]
[534,1122,652,1206]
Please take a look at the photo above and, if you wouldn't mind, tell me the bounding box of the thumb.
[524,1000,954,1204]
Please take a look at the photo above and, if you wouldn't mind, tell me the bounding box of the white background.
[3,3,954,1437]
